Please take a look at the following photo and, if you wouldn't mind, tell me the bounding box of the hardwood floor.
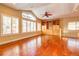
[0,35,79,56]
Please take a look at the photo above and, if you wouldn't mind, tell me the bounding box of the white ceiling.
[3,3,50,10]
[3,3,79,20]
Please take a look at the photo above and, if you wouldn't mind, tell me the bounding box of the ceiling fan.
[43,11,52,17]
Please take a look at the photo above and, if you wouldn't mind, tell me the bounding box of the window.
[30,22,34,32]
[22,12,37,33]
[68,22,79,30]
[76,22,79,30]
[2,15,19,35]
[12,17,19,33]
[27,21,31,32]
[2,15,11,35]
[22,12,36,21]
[22,12,37,32]
[22,20,27,32]
[34,22,36,31]
[68,22,76,30]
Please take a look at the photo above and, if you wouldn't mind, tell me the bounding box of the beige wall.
[42,22,53,35]
[42,21,61,36]
[0,4,41,45]
[60,17,79,38]
[42,17,79,38]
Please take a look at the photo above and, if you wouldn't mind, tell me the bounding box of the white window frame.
[12,17,19,34]
[76,22,79,30]
[68,22,79,30]
[30,22,34,32]
[22,19,27,33]
[2,15,12,35]
[22,12,36,21]
[68,22,76,30]
[34,22,36,32]
[1,14,19,36]
[27,21,31,32]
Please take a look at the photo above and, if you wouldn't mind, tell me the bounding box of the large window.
[22,12,37,32]
[76,22,79,30]
[2,15,19,35]
[68,22,76,30]
[27,21,31,32]
[30,22,36,32]
[31,22,34,32]
[34,22,36,31]
[22,19,27,32]
[68,22,79,30]
[12,17,19,34]
[22,12,36,21]
[2,15,11,35]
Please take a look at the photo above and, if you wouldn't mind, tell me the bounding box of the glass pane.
[12,17,19,33]
[68,22,76,30]
[76,22,79,30]
[34,22,36,31]
[22,20,27,32]
[22,12,36,21]
[3,15,11,35]
[31,22,34,32]
[27,21,31,32]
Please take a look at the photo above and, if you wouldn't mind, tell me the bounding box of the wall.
[60,17,79,38]
[42,17,79,38]
[42,20,61,36]
[42,22,53,35]
[0,4,41,45]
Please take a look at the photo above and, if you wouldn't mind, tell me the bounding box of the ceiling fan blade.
[42,11,52,17]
